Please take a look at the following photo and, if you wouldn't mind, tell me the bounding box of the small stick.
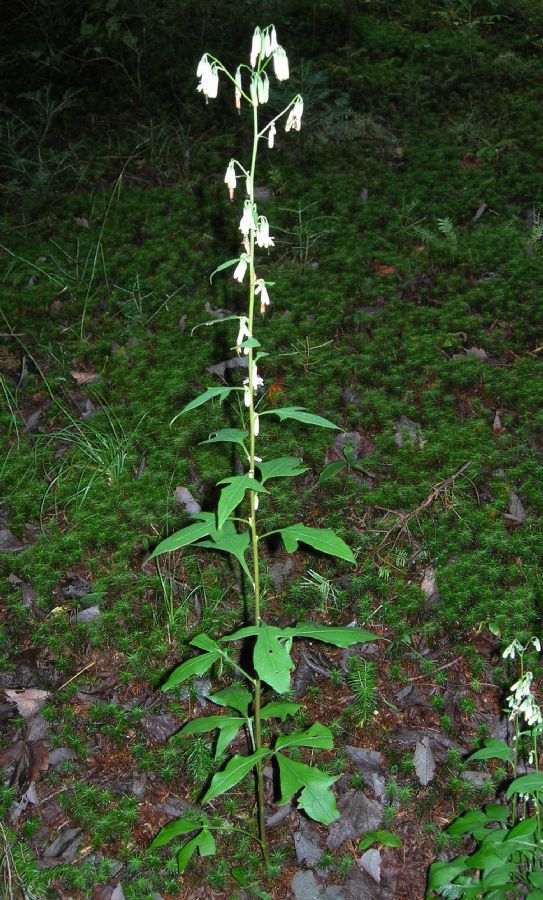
[57,661,95,692]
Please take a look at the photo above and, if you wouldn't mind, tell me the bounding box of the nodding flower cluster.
[196,54,219,100]
[506,671,543,727]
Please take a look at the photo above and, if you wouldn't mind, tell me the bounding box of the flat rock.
[343,865,396,899]
[326,790,383,850]
[345,747,384,776]
[294,820,324,868]
[291,870,345,900]
[141,714,179,742]
[389,728,466,762]
[70,605,101,624]
[0,528,26,553]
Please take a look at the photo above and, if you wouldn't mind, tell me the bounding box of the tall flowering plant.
[149,27,374,875]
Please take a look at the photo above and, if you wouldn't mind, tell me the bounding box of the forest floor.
[1,7,543,899]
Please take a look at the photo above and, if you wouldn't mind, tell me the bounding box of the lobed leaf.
[149,814,202,848]
[358,829,402,851]
[208,685,252,716]
[201,749,269,804]
[200,428,249,449]
[278,523,356,564]
[162,650,220,692]
[179,715,245,758]
[198,527,252,581]
[256,456,308,483]
[276,754,339,825]
[260,701,300,722]
[217,475,268,530]
[275,723,333,752]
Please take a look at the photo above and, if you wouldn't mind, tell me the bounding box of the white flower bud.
[224,160,237,200]
[235,316,251,354]
[268,123,276,149]
[250,27,263,68]
[243,384,252,407]
[196,55,220,100]
[257,73,269,104]
[234,66,242,110]
[255,279,271,312]
[273,46,289,81]
[254,493,259,511]
[250,76,259,106]
[254,413,260,436]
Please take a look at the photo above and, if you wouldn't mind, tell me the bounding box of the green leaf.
[217,475,268,529]
[209,257,242,282]
[198,526,252,581]
[447,809,493,836]
[318,460,348,484]
[176,828,216,874]
[526,893,543,900]
[285,622,375,647]
[358,830,402,851]
[506,816,538,841]
[237,336,261,351]
[256,457,308,483]
[201,750,269,804]
[179,715,245,758]
[427,858,469,890]
[162,650,220,691]
[260,701,300,722]
[191,633,221,653]
[469,738,513,763]
[275,723,333,752]
[149,814,201,848]
[278,524,356,564]
[172,386,234,421]
[149,518,214,559]
[221,624,294,693]
[261,406,340,430]
[276,754,339,825]
[208,685,252,716]
[530,872,543,889]
[200,428,249,449]
[506,773,543,799]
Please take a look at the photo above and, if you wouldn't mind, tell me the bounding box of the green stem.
[247,87,269,869]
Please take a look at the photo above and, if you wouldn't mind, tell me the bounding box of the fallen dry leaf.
[370,258,398,276]
[70,371,100,385]
[4,689,50,718]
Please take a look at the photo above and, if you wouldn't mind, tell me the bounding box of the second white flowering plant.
[148,26,374,876]
[428,635,543,897]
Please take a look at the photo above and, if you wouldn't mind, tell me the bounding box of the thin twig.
[57,661,95,692]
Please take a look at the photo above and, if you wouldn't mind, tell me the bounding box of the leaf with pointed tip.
[236,336,261,351]
[359,830,402,851]
[199,528,252,581]
[256,457,308,483]
[275,723,333,752]
[277,524,356,564]
[179,715,245,759]
[469,738,513,764]
[221,624,293,692]
[208,685,252,716]
[209,258,242,282]
[162,649,220,692]
[217,475,268,529]
[177,828,216,874]
[201,750,269,803]
[149,517,215,559]
[200,428,249,450]
[318,460,347,484]
[172,386,235,422]
[506,773,543,799]
[284,622,375,647]
[260,702,300,722]
[276,754,339,825]
[261,406,340,430]
[149,814,202,848]
[190,633,221,653]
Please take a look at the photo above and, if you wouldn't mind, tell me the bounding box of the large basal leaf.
[256,457,308,483]
[278,524,356,564]
[201,749,269,804]
[208,685,252,716]
[261,406,340,430]
[260,701,300,722]
[179,715,245,757]
[149,814,201,848]
[217,475,268,529]
[200,428,249,449]
[427,858,469,890]
[506,773,543,799]
[162,649,220,692]
[275,723,333,752]
[172,386,234,421]
[285,622,375,647]
[276,754,339,825]
[198,527,252,581]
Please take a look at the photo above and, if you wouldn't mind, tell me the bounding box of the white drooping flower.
[273,45,289,81]
[196,54,219,99]
[268,123,276,149]
[256,217,274,248]
[285,96,303,132]
[250,27,263,68]
[532,637,541,652]
[254,493,259,511]
[506,671,542,726]
[243,363,264,397]
[255,278,271,313]
[503,639,522,660]
[233,254,249,283]
[224,160,237,200]
[264,26,278,57]
[239,201,256,236]
[250,76,259,107]
[243,384,252,407]
[257,73,270,104]
[235,316,251,354]
[234,66,242,110]
[254,412,260,436]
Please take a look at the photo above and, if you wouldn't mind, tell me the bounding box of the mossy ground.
[1,3,542,897]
